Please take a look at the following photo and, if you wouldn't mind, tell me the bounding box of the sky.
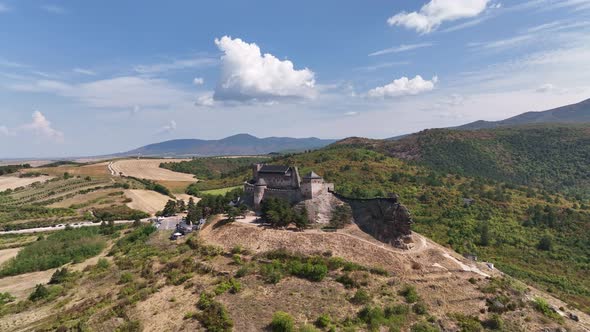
[1,0,590,158]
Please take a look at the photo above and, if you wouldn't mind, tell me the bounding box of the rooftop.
[258,165,291,174]
[303,171,322,179]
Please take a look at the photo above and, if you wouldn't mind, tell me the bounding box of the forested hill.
[118,134,336,157]
[454,98,590,130]
[335,124,590,196]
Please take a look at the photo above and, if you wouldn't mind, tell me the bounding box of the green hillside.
[341,124,590,198]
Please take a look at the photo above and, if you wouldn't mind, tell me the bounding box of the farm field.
[124,189,170,215]
[110,159,196,181]
[0,175,53,191]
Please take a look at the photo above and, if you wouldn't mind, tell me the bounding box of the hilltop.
[117,134,337,157]
[455,98,590,130]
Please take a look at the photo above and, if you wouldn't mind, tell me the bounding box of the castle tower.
[301,171,324,199]
[253,178,267,210]
[252,163,263,181]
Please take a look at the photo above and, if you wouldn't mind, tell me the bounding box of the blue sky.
[1,0,590,158]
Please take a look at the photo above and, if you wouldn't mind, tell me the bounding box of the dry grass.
[156,180,195,194]
[0,176,53,191]
[124,189,170,215]
[29,163,110,178]
[111,159,196,182]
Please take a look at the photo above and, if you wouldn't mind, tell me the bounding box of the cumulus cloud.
[193,77,204,85]
[367,75,438,98]
[1,112,64,141]
[23,111,64,141]
[388,0,490,33]
[213,36,317,102]
[157,120,177,134]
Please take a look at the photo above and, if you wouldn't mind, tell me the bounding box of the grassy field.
[201,186,242,196]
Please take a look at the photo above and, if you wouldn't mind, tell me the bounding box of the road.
[0,216,183,235]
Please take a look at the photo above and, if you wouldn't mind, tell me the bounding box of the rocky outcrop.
[331,193,413,249]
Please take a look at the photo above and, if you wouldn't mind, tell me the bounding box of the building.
[244,164,334,210]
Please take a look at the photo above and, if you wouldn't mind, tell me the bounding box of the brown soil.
[0,176,53,191]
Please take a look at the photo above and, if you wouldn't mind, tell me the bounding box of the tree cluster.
[260,198,309,230]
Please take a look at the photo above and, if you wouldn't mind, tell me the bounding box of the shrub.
[399,285,419,303]
[350,289,371,305]
[29,284,49,302]
[315,313,332,328]
[413,302,428,315]
[196,298,233,332]
[357,306,386,331]
[533,298,561,321]
[270,311,295,332]
[299,325,321,332]
[97,258,110,270]
[49,268,71,285]
[483,314,504,330]
[336,274,359,289]
[287,260,328,282]
[537,235,553,251]
[119,272,134,284]
[0,292,15,305]
[261,261,284,284]
[411,321,440,332]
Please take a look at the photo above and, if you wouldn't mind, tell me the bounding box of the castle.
[243,164,334,210]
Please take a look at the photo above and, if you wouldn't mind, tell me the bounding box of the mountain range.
[118,98,589,157]
[454,97,590,130]
[118,134,337,157]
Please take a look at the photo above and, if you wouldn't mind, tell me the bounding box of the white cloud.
[193,77,204,85]
[157,120,177,134]
[22,111,64,142]
[536,83,556,93]
[367,75,438,98]
[134,57,216,74]
[8,76,193,109]
[195,92,215,107]
[388,0,490,33]
[1,112,65,141]
[369,43,433,56]
[0,3,10,12]
[73,68,96,76]
[213,36,317,102]
[344,111,359,116]
[40,5,66,14]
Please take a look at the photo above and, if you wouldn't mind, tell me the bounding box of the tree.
[177,199,186,212]
[479,222,490,246]
[133,218,142,228]
[537,235,553,251]
[29,284,49,302]
[162,200,177,217]
[226,207,239,222]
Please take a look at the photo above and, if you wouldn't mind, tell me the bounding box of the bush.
[29,284,49,302]
[49,268,71,285]
[350,289,371,305]
[336,274,360,289]
[196,295,233,332]
[411,321,440,332]
[533,298,561,321]
[0,292,15,305]
[399,285,419,303]
[413,302,428,315]
[270,311,295,332]
[537,235,553,251]
[119,272,134,284]
[315,313,332,328]
[483,314,504,330]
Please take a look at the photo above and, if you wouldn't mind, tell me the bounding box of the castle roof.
[255,178,267,186]
[303,171,322,179]
[258,165,291,174]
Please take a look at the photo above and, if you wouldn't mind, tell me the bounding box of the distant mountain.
[455,98,590,130]
[118,134,337,157]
